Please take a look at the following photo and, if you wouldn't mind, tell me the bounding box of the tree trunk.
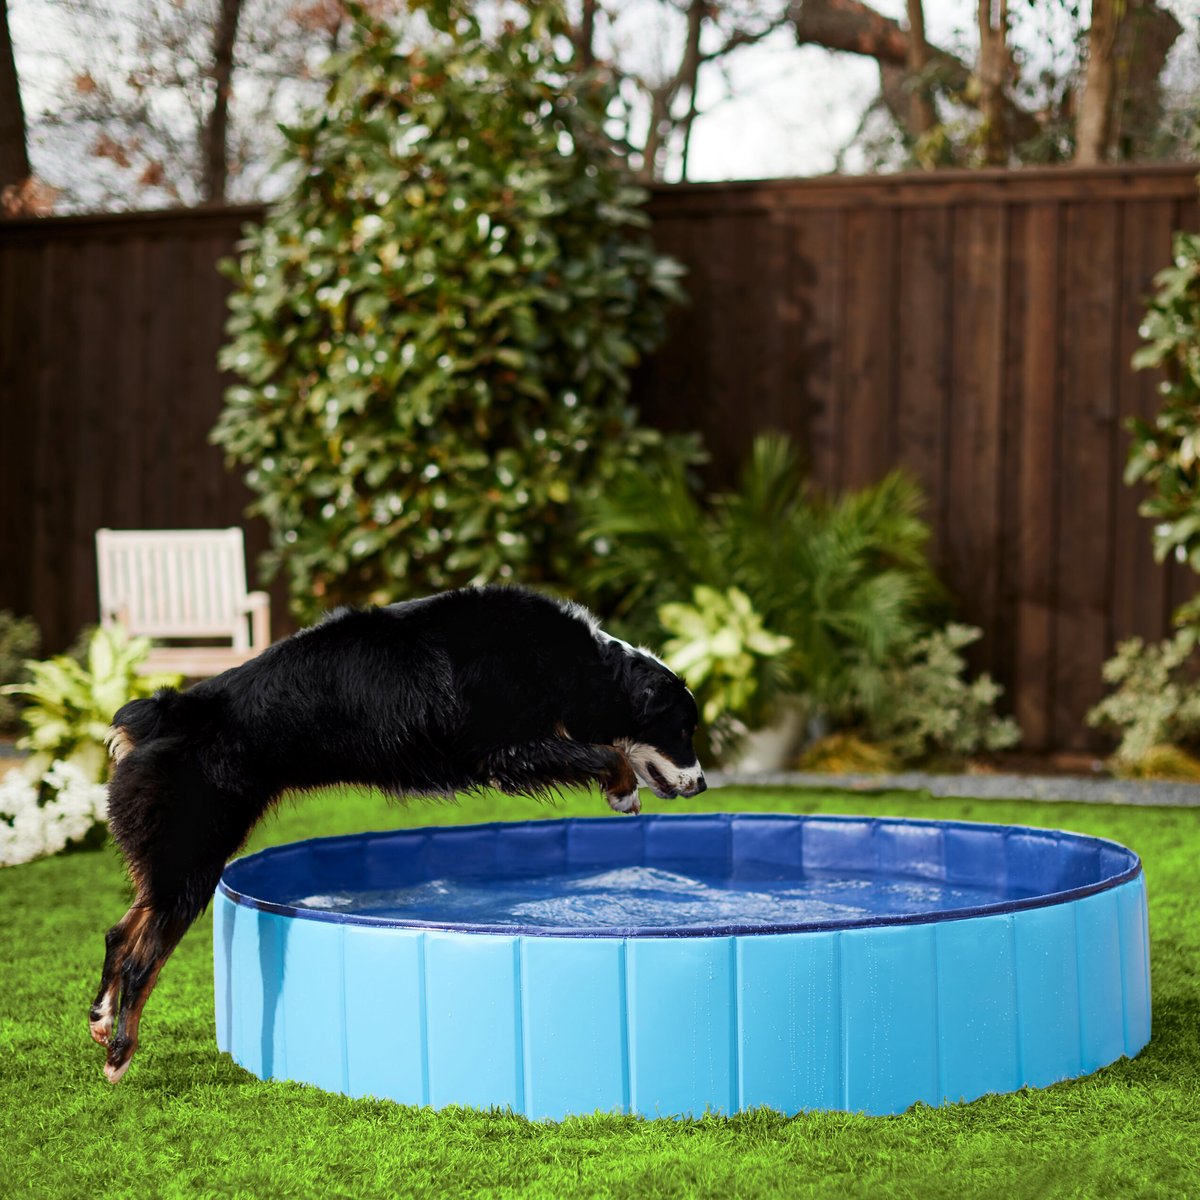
[977,0,1010,166]
[1076,0,1120,164]
[0,0,29,197]
[676,0,706,181]
[904,0,935,140]
[577,0,598,70]
[202,0,243,203]
[1076,0,1182,163]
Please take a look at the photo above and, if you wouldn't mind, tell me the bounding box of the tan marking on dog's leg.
[90,905,150,1046]
[104,957,164,1084]
[601,752,641,816]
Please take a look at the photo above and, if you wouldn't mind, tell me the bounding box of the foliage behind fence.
[1,164,1197,749]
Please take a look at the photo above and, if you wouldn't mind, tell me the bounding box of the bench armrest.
[240,591,271,650]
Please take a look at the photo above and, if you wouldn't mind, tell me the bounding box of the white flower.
[0,757,109,867]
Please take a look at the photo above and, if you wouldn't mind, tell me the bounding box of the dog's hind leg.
[89,907,144,1045]
[97,748,266,1081]
[102,906,195,1082]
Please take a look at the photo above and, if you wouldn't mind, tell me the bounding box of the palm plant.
[579,433,944,726]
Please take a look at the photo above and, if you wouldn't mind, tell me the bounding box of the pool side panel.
[840,923,939,1116]
[1074,889,1127,1074]
[1012,894,1083,1087]
[627,936,736,1118]
[342,925,426,1105]
[213,890,233,1054]
[1116,874,1151,1057]
[423,931,522,1111]
[934,914,1019,1104]
[228,905,289,1080]
[279,918,344,1096]
[736,931,841,1114]
[519,937,627,1120]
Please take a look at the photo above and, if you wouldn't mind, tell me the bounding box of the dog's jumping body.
[92,586,704,1081]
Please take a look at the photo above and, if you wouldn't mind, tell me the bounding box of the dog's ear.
[625,655,676,724]
[598,638,678,723]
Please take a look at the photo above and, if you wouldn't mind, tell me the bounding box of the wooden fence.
[1,164,1197,750]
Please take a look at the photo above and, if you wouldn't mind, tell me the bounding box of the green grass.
[2,786,1198,1199]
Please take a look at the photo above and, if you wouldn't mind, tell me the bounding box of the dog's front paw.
[606,789,641,816]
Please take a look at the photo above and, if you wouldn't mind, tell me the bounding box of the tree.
[1076,0,1185,164]
[0,0,29,211]
[11,0,1195,205]
[203,0,244,202]
[213,2,697,620]
[976,0,1011,166]
[20,0,365,209]
[790,0,1188,169]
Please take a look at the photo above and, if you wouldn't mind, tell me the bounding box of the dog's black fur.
[92,585,703,1080]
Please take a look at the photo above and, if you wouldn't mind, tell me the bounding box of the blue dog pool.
[213,812,1150,1118]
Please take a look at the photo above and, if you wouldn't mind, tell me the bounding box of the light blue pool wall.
[213,870,1150,1119]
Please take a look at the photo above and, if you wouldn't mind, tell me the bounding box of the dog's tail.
[106,688,185,764]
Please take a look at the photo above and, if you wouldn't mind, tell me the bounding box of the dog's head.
[609,645,705,800]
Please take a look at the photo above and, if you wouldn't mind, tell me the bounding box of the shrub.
[658,585,793,751]
[214,1,693,622]
[1087,630,1200,775]
[0,611,40,733]
[868,624,1020,766]
[581,433,944,724]
[1,625,181,783]
[1127,230,1200,576]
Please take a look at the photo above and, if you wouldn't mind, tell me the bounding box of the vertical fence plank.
[1054,202,1121,749]
[789,207,843,491]
[1011,203,1060,752]
[840,207,895,489]
[895,206,952,561]
[946,203,1006,676]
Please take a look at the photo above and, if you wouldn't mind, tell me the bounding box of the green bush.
[214,1,693,621]
[1091,230,1200,773]
[658,585,793,748]
[869,623,1020,766]
[1127,230,1200,575]
[0,626,181,782]
[0,611,40,733]
[1087,630,1200,775]
[581,433,944,724]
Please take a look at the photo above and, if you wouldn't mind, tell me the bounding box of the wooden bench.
[95,528,271,677]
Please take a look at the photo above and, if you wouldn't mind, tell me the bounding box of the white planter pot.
[724,702,808,774]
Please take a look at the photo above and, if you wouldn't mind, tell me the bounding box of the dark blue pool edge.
[216,812,1143,940]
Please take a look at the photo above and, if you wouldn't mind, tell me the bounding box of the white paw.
[607,790,641,815]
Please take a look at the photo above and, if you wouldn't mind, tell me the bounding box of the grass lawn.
[2,784,1197,1199]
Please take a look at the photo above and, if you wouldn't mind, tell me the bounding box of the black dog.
[92,585,704,1081]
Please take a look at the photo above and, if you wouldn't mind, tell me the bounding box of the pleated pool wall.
[213,873,1150,1119]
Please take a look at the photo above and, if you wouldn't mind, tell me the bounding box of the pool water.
[288,864,1023,930]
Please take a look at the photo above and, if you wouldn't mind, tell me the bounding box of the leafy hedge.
[214,1,691,620]
[1127,230,1200,578]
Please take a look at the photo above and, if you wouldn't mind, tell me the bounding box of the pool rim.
[216,812,1143,939]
